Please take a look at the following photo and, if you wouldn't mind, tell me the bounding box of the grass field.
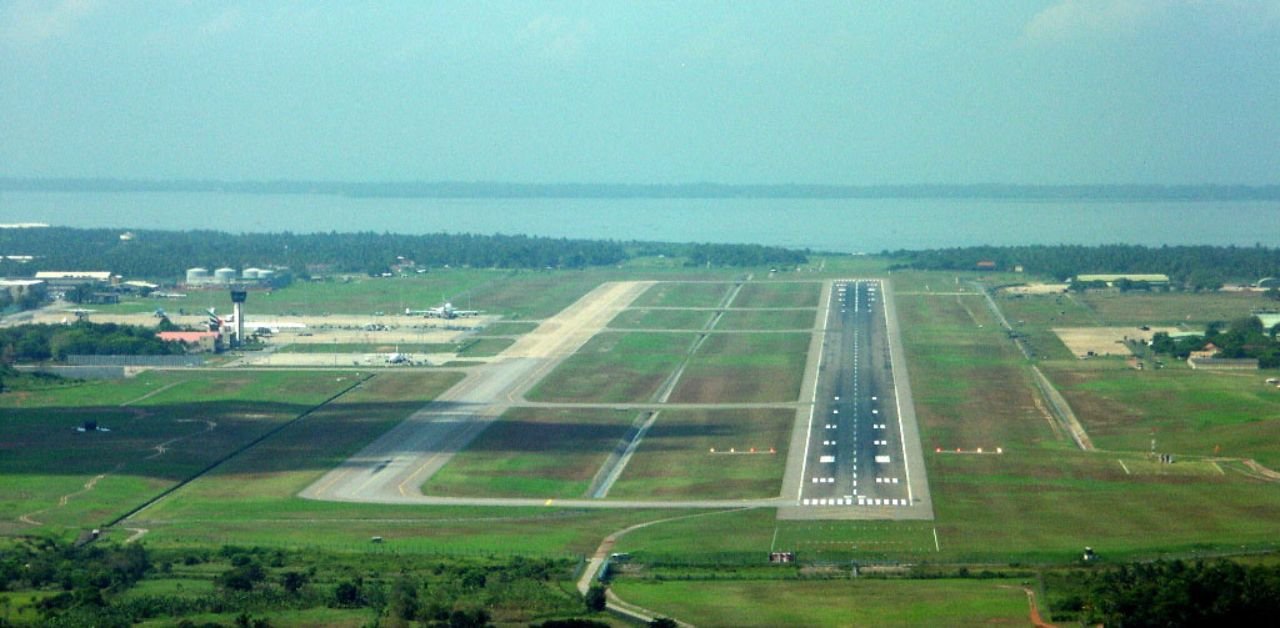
[613,288,1280,564]
[526,332,698,403]
[1078,291,1273,326]
[10,264,1280,594]
[715,308,817,331]
[730,281,821,308]
[996,292,1100,359]
[895,294,1059,452]
[612,578,1030,627]
[902,291,1280,561]
[423,407,637,498]
[607,308,714,330]
[0,371,361,536]
[475,321,540,336]
[1043,363,1280,467]
[668,332,811,403]
[631,282,734,308]
[135,372,461,507]
[608,408,794,500]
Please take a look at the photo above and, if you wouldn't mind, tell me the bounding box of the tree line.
[0,322,180,363]
[0,540,610,628]
[0,228,807,280]
[1151,316,1280,368]
[1067,559,1280,626]
[890,244,1280,289]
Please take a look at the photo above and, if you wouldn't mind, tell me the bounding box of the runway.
[778,279,932,520]
[302,278,931,520]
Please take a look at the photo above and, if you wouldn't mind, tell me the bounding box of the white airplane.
[207,308,307,333]
[385,352,410,364]
[404,302,481,319]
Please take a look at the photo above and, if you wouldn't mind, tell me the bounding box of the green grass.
[614,290,1280,565]
[457,337,515,357]
[607,308,714,330]
[120,371,707,558]
[0,590,61,625]
[612,578,1030,627]
[465,269,615,320]
[997,292,1100,359]
[476,321,540,336]
[715,308,817,330]
[214,270,507,316]
[730,281,821,308]
[138,607,371,628]
[139,372,463,508]
[527,332,697,403]
[608,409,793,499]
[897,292,1280,562]
[632,282,734,308]
[424,407,637,498]
[796,255,892,277]
[0,371,359,535]
[1043,363,1280,467]
[896,294,1062,452]
[1079,291,1273,326]
[668,332,810,403]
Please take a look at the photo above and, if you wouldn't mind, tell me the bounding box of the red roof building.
[157,331,222,353]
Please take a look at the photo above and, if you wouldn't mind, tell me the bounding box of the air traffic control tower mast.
[230,289,247,347]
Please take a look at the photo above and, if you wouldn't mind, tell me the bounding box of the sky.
[2,1,1279,185]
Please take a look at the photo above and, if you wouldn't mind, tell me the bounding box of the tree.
[388,575,419,622]
[217,561,265,591]
[333,580,361,607]
[585,584,607,612]
[280,570,308,595]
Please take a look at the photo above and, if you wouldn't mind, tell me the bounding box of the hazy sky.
[2,1,1278,185]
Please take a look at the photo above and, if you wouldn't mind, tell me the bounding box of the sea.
[2,191,1278,253]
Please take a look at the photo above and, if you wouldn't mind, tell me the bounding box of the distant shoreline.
[3,178,1279,201]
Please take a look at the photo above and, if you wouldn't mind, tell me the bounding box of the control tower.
[230,289,247,346]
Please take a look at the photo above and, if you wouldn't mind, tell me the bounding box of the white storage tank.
[242,268,261,280]
[213,267,237,283]
[186,267,209,284]
[257,269,275,281]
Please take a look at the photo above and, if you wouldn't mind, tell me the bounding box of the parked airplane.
[404,302,481,319]
[206,308,308,333]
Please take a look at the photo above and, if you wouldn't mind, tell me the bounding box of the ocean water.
[2,191,1278,253]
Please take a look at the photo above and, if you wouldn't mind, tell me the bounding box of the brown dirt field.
[998,283,1069,295]
[1053,326,1181,358]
